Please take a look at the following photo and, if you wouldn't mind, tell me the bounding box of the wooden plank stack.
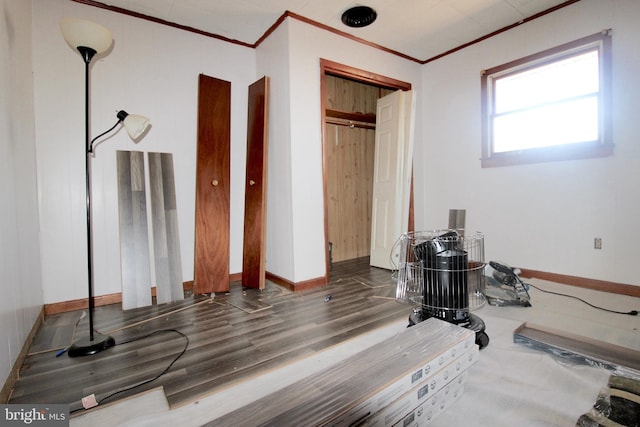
[117,150,185,309]
[207,317,478,427]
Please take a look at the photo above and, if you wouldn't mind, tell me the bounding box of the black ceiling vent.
[341,6,377,28]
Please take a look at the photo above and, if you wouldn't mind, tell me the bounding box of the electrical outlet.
[594,237,602,250]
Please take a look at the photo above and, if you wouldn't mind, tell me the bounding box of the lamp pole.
[66,46,115,357]
[60,18,148,357]
[82,46,96,343]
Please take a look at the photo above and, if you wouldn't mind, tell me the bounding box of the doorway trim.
[320,59,413,280]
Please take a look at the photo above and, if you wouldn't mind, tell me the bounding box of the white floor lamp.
[60,18,151,357]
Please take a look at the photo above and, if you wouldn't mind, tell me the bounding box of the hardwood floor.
[9,257,409,413]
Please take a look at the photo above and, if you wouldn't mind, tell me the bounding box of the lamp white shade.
[123,114,151,140]
[60,18,113,54]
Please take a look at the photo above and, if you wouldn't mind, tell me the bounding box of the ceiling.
[90,0,576,62]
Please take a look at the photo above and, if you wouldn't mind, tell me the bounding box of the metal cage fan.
[396,230,489,349]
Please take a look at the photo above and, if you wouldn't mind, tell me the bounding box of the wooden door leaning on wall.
[193,74,231,294]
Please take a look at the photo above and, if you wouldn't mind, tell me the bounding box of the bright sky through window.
[492,50,599,153]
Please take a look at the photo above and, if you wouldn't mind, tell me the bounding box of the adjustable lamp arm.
[89,119,120,154]
[89,110,150,154]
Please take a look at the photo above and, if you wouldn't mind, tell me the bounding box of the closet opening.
[320,59,413,280]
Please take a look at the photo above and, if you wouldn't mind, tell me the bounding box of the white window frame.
[481,31,613,168]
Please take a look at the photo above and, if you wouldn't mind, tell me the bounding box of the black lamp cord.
[70,328,189,414]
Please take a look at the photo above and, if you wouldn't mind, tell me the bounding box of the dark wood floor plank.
[9,257,409,412]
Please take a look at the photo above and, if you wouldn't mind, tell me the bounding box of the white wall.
[255,21,295,281]
[418,0,640,286]
[0,0,44,389]
[258,18,423,282]
[33,0,256,303]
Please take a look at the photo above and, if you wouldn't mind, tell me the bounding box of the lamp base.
[67,333,115,357]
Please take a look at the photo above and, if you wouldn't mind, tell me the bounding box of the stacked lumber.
[208,317,478,427]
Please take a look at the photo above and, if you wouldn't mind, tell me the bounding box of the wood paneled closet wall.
[324,75,393,263]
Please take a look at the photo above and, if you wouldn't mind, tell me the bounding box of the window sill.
[481,142,614,168]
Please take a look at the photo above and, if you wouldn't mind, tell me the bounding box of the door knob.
[211,179,219,186]
[249,180,256,186]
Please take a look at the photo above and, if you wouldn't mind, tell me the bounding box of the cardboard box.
[210,318,477,427]
[361,346,477,427]
[394,372,467,427]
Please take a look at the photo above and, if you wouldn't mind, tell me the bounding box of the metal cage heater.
[396,230,489,349]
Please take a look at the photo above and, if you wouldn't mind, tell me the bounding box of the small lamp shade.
[123,114,151,140]
[60,18,113,54]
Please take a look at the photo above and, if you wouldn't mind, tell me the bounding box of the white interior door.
[370,90,415,270]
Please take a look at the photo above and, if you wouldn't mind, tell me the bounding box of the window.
[481,31,612,168]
